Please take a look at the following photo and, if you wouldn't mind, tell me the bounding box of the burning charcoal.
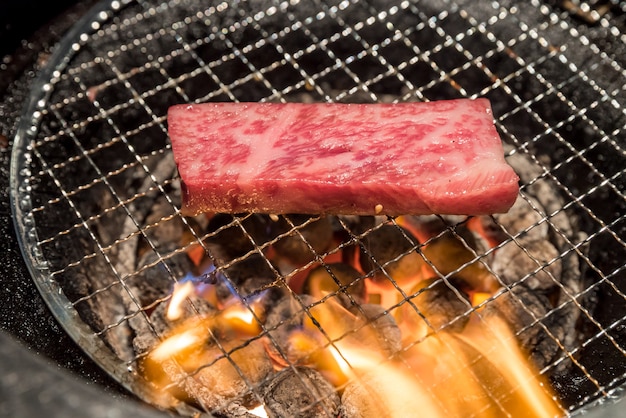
[421,227,498,293]
[494,195,548,241]
[359,224,423,286]
[399,215,493,263]
[151,293,217,334]
[398,214,468,240]
[397,278,471,343]
[263,367,340,418]
[205,213,271,263]
[348,303,402,356]
[275,299,402,383]
[399,329,560,418]
[132,293,217,355]
[332,215,379,236]
[264,295,376,384]
[264,294,316,366]
[151,338,273,413]
[140,310,273,413]
[483,286,563,369]
[491,238,562,290]
[133,280,217,356]
[396,324,561,417]
[330,215,382,267]
[193,340,273,410]
[303,263,366,305]
[271,214,334,265]
[340,369,441,418]
[127,248,196,353]
[212,401,272,418]
[131,249,194,307]
[215,253,285,310]
[265,294,315,333]
[474,195,548,246]
[132,328,159,357]
[340,375,382,418]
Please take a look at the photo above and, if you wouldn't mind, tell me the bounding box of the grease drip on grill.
[122,148,584,417]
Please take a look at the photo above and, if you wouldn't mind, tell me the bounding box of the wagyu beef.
[168,99,519,216]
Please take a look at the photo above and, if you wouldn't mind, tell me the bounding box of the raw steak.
[168,99,519,216]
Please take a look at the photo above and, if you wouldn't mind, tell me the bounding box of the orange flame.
[456,315,562,417]
[144,220,564,418]
[166,281,196,321]
[150,327,205,362]
[285,293,562,418]
[338,346,446,417]
[216,301,263,336]
[143,299,264,398]
[141,315,212,398]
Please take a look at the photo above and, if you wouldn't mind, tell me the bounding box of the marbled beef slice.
[168,99,519,216]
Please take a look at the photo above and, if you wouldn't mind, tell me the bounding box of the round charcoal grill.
[9,0,626,416]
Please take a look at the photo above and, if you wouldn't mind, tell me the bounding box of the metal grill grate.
[10,0,626,416]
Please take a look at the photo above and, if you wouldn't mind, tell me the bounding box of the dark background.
[0,1,79,58]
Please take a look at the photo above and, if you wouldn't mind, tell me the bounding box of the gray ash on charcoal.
[492,238,563,291]
[340,373,398,418]
[189,340,274,413]
[262,367,340,418]
[483,286,566,370]
[133,293,274,413]
[154,338,274,414]
[496,149,586,365]
[483,194,564,291]
[483,195,549,244]
[339,370,420,418]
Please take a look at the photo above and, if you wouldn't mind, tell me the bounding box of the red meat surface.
[168,99,519,216]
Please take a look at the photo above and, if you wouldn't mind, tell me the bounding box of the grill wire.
[10,0,626,416]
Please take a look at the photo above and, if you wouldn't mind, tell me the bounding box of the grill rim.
[7,0,175,411]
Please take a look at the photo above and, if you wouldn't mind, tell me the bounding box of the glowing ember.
[364,276,421,308]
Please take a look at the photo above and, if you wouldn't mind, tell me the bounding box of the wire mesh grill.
[10,0,626,416]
